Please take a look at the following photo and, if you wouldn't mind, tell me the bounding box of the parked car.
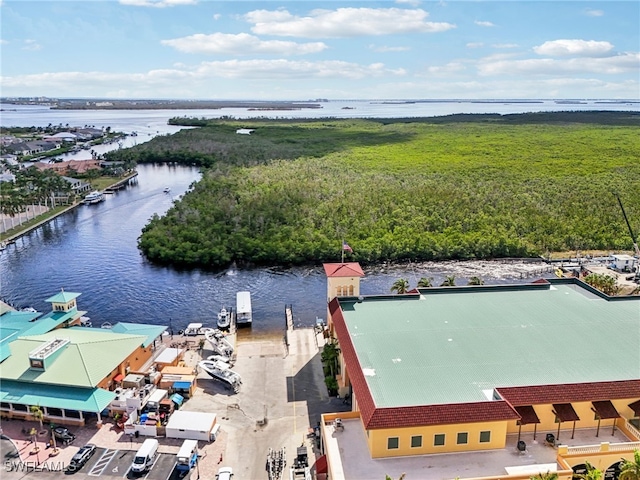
[69,444,96,471]
[216,467,233,480]
[53,426,76,445]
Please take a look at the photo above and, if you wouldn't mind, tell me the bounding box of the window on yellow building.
[457,432,468,444]
[479,431,491,443]
[410,435,422,448]
[434,434,445,446]
[387,437,399,449]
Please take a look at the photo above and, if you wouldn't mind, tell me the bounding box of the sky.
[0,0,638,100]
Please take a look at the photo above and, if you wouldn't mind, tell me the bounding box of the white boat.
[163,187,171,193]
[235,291,252,326]
[183,322,203,336]
[80,316,92,327]
[84,191,105,204]
[217,307,231,330]
[204,328,234,356]
[198,359,241,393]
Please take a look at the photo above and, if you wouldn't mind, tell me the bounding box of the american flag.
[342,241,353,253]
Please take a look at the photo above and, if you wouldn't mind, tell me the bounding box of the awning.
[173,381,191,390]
[592,400,620,419]
[629,400,640,417]
[515,405,540,425]
[314,455,327,474]
[113,373,124,382]
[552,403,580,422]
[170,393,184,405]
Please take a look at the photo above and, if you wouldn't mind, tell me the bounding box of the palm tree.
[530,472,558,480]
[440,275,456,287]
[620,450,640,480]
[385,474,406,480]
[468,276,484,285]
[391,278,410,294]
[417,277,433,288]
[30,404,44,430]
[574,462,602,480]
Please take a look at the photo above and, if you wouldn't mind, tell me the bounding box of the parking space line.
[88,449,118,476]
[163,461,177,480]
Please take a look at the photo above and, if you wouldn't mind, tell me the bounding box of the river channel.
[0,104,571,336]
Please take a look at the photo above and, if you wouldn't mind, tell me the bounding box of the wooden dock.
[105,171,138,192]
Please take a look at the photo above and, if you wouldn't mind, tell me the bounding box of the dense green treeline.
[131,116,640,270]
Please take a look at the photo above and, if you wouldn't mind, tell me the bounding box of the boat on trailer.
[198,359,242,393]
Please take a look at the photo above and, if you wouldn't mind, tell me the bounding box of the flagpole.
[341,239,344,264]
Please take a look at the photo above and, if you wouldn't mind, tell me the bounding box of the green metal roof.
[339,282,640,408]
[0,328,146,388]
[0,310,45,362]
[109,323,167,348]
[0,379,115,412]
[46,291,81,304]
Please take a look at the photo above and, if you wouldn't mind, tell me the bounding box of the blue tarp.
[170,393,184,405]
[172,381,191,390]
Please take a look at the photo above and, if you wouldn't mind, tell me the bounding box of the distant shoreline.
[1,98,638,111]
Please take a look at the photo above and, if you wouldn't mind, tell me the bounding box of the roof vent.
[28,338,69,370]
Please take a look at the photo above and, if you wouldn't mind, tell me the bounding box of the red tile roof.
[323,263,364,278]
[366,401,520,429]
[497,380,640,406]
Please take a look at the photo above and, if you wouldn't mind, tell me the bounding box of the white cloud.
[584,9,604,17]
[475,20,495,27]
[369,44,411,53]
[161,33,327,56]
[22,39,41,51]
[196,59,407,79]
[0,39,8,45]
[533,39,614,57]
[119,0,197,7]
[492,43,519,49]
[426,62,466,75]
[0,60,406,95]
[467,42,484,48]
[477,52,639,76]
[213,14,221,20]
[244,7,456,38]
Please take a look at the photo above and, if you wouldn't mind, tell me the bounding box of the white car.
[216,466,233,480]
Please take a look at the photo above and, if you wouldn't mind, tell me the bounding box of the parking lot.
[1,446,193,480]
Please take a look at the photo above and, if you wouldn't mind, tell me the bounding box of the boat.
[217,307,231,330]
[198,359,242,393]
[80,316,92,327]
[83,191,105,204]
[163,187,171,193]
[204,328,234,356]
[183,323,203,336]
[235,291,252,326]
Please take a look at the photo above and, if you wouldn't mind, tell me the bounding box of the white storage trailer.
[236,291,252,326]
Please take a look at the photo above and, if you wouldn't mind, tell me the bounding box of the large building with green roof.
[324,267,640,464]
[0,291,166,426]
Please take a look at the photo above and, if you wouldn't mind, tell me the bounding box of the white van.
[130,439,158,473]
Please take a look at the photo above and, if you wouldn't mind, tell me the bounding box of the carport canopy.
[552,403,580,422]
[591,400,620,419]
[629,400,640,417]
[514,405,540,425]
